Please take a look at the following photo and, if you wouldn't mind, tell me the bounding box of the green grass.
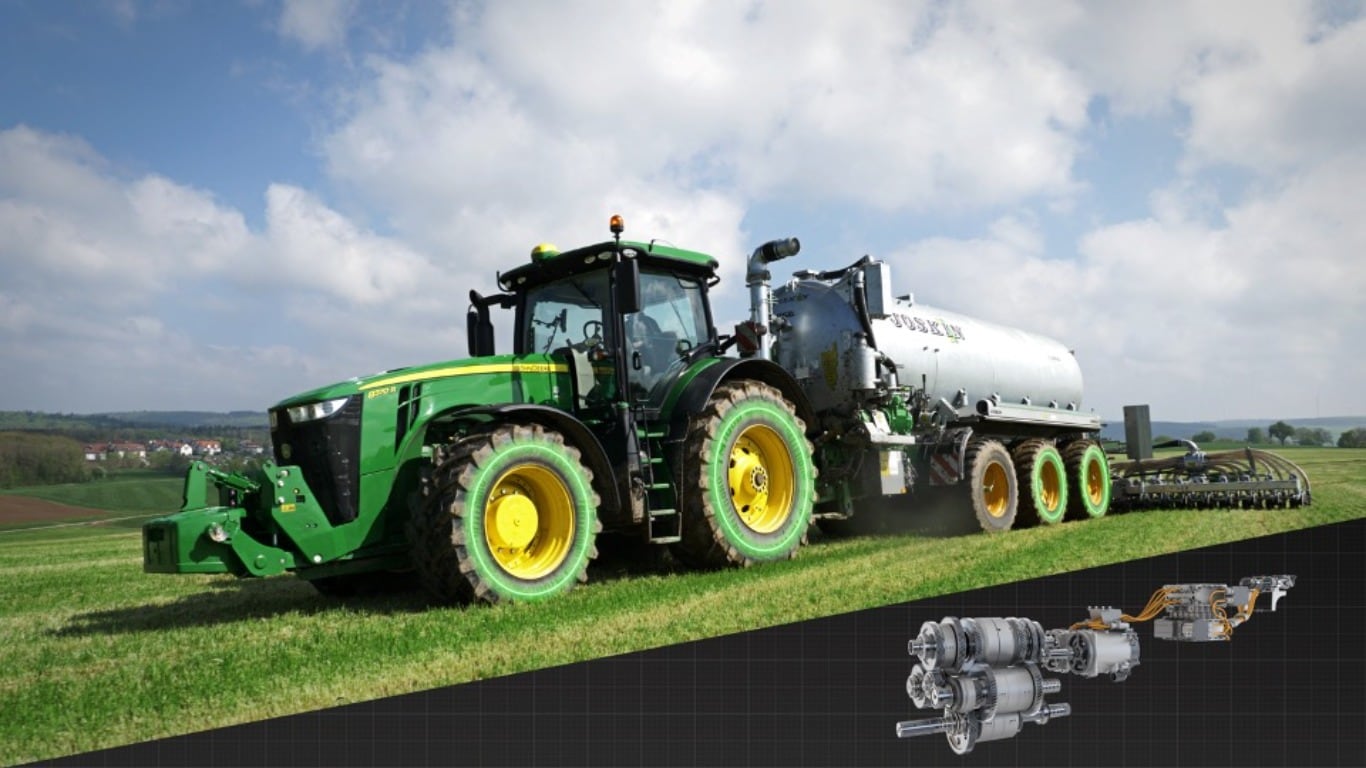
[1,448,1362,765]
[0,474,183,516]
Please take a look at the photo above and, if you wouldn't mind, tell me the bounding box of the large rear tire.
[672,381,815,568]
[966,439,1017,532]
[1013,439,1068,527]
[1062,439,1111,521]
[409,424,601,605]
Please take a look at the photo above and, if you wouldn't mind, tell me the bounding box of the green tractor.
[144,216,817,603]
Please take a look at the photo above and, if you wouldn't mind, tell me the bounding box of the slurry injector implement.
[1109,407,1311,511]
[1110,443,1312,511]
[895,575,1296,753]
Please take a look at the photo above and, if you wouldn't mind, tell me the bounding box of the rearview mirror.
[614,257,641,314]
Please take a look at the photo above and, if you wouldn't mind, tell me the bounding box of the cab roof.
[497,239,719,292]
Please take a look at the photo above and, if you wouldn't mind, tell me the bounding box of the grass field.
[0,471,183,521]
[1,447,1362,765]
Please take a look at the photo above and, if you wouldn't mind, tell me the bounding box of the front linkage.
[143,460,352,578]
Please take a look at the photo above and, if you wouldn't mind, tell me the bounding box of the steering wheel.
[582,320,604,344]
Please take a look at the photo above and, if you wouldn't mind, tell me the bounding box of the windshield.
[522,271,612,354]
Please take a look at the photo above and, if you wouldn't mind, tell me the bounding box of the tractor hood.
[273,354,568,409]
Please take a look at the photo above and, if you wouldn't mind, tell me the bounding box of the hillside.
[0,410,268,432]
[1099,414,1366,442]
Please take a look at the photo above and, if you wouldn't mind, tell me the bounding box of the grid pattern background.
[50,517,1365,767]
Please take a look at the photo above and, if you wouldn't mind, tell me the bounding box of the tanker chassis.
[144,217,1113,604]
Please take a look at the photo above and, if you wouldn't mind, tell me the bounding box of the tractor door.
[521,271,618,413]
[624,270,711,406]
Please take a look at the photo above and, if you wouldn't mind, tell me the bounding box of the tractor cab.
[473,216,721,413]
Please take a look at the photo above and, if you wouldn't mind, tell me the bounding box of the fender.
[664,357,816,444]
[423,403,621,515]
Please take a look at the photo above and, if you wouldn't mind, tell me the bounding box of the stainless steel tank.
[771,262,1084,415]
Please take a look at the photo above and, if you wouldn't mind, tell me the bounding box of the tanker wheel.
[672,381,815,568]
[408,424,601,605]
[966,439,1017,532]
[1012,439,1068,527]
[1062,439,1111,521]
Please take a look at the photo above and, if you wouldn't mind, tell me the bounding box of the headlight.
[286,396,352,423]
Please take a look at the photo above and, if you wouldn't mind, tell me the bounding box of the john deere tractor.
[144,216,817,603]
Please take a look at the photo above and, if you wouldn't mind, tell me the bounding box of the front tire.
[410,424,600,605]
[673,381,815,568]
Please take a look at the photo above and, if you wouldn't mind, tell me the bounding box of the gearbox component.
[896,575,1295,753]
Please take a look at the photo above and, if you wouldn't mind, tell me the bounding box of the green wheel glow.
[673,381,815,567]
[1063,440,1111,521]
[409,424,600,605]
[1013,439,1068,527]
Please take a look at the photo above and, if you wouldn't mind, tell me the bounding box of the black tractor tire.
[407,424,601,605]
[1062,439,1111,521]
[671,381,816,568]
[966,439,1017,532]
[1012,439,1068,527]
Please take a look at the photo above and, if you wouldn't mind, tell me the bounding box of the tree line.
[0,411,267,445]
[1240,421,1365,447]
[0,432,87,489]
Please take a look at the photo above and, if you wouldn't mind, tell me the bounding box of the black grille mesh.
[270,396,362,525]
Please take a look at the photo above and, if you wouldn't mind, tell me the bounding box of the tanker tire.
[407,424,601,605]
[1062,439,1111,521]
[966,439,1017,533]
[672,381,815,568]
[1012,439,1068,527]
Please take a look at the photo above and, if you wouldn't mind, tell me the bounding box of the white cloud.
[277,0,356,51]
[324,1,1092,265]
[4,1,1365,423]
[262,184,443,305]
[889,153,1366,421]
[0,125,456,411]
[1046,1,1366,175]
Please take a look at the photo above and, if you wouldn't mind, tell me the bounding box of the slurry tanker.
[143,216,1309,603]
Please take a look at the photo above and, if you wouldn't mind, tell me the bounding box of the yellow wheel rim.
[983,461,1009,518]
[484,464,575,580]
[727,423,796,534]
[1086,459,1106,506]
[1039,461,1062,512]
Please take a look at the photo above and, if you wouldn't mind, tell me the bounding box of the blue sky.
[1,0,1364,421]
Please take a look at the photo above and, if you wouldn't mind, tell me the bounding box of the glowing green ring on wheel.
[705,401,814,560]
[1030,446,1068,525]
[460,443,596,600]
[1075,443,1111,519]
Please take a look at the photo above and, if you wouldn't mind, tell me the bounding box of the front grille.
[270,396,362,525]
